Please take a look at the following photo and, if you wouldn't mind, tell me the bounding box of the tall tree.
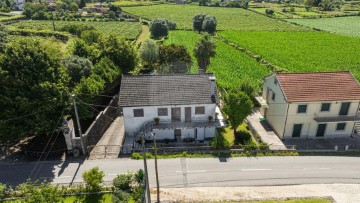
[149,18,169,39]
[139,39,159,71]
[193,14,206,33]
[202,15,217,34]
[0,38,69,140]
[97,34,138,73]
[157,44,192,74]
[63,55,93,88]
[223,90,253,135]
[79,0,86,8]
[194,34,216,73]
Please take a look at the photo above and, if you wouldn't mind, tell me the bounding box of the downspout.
[282,103,290,139]
[351,101,360,136]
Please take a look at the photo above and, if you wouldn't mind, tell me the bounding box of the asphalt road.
[1,156,360,187]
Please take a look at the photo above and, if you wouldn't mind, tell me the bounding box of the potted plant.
[208,116,213,123]
[154,117,160,125]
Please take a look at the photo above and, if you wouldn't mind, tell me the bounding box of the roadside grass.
[219,31,360,80]
[8,20,142,40]
[61,193,112,203]
[164,30,270,89]
[123,4,305,31]
[286,16,360,38]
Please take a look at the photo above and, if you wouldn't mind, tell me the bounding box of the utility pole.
[142,133,151,203]
[152,132,160,203]
[72,95,86,155]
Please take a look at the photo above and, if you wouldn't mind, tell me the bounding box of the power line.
[76,92,116,98]
[28,107,69,180]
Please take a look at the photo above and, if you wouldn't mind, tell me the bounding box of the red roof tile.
[276,71,360,102]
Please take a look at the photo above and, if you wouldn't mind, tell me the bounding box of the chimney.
[199,68,205,74]
[209,75,216,96]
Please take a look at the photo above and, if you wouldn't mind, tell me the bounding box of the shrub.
[0,183,6,200]
[265,9,274,15]
[234,130,251,145]
[112,189,131,203]
[82,167,105,191]
[290,6,295,12]
[211,133,230,150]
[131,153,142,159]
[113,173,133,190]
[242,139,258,151]
[150,18,169,38]
[202,15,217,34]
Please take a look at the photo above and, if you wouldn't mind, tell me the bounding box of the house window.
[336,123,346,131]
[321,103,331,112]
[158,108,168,116]
[297,105,307,113]
[195,106,205,114]
[274,78,278,85]
[133,109,144,117]
[272,92,276,101]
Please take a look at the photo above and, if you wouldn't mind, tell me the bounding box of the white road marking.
[175,170,207,173]
[56,176,72,178]
[241,169,272,171]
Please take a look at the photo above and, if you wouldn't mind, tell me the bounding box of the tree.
[79,0,86,8]
[139,39,159,71]
[157,44,192,74]
[194,34,216,73]
[199,0,210,6]
[0,38,69,141]
[59,24,95,37]
[92,57,121,85]
[0,24,8,52]
[5,0,10,8]
[97,34,138,73]
[193,14,206,33]
[63,55,93,88]
[82,167,105,191]
[319,0,342,11]
[202,15,217,34]
[80,30,102,45]
[72,39,100,63]
[223,90,253,135]
[69,2,79,11]
[16,181,61,203]
[149,18,169,39]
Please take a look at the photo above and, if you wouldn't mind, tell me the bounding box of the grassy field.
[287,16,360,38]
[9,20,142,39]
[219,31,360,80]
[164,31,270,88]
[123,4,305,31]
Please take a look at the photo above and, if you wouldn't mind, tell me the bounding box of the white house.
[257,71,360,139]
[118,74,225,142]
[13,0,24,10]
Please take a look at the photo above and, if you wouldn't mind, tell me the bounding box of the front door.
[185,107,191,123]
[174,129,181,141]
[171,107,181,122]
[339,102,350,115]
[292,124,302,138]
[316,123,326,137]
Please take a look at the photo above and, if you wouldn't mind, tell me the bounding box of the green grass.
[87,0,159,7]
[287,16,360,38]
[164,31,270,88]
[9,20,142,40]
[219,31,360,80]
[61,194,112,203]
[123,4,306,31]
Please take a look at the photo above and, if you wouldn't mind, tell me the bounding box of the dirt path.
[135,24,150,46]
[151,184,360,203]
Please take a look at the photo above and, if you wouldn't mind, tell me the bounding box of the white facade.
[260,74,360,139]
[123,104,217,141]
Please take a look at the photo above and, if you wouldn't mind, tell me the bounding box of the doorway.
[316,123,326,137]
[171,107,181,122]
[292,124,302,138]
[185,107,191,123]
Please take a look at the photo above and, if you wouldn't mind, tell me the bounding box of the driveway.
[88,116,125,159]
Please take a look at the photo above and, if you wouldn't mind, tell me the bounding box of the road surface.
[1,156,360,187]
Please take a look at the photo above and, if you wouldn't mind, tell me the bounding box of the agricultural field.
[164,31,270,89]
[87,0,159,7]
[123,4,305,31]
[9,20,142,40]
[287,16,360,38]
[219,31,360,80]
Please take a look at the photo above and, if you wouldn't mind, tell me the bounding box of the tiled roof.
[119,74,217,107]
[276,71,360,102]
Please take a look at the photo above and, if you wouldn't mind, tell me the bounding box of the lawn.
[287,16,360,38]
[164,31,270,89]
[9,20,142,40]
[123,4,306,31]
[219,31,360,80]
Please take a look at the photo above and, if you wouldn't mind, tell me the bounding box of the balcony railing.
[313,113,360,122]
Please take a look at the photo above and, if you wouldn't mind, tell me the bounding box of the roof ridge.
[122,73,215,77]
[277,71,351,75]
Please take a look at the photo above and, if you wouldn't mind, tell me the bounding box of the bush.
[131,153,142,159]
[242,140,258,151]
[211,133,230,150]
[265,9,274,15]
[202,15,217,34]
[112,189,131,203]
[290,6,295,12]
[150,18,170,38]
[113,173,133,190]
[234,130,251,145]
[82,167,105,191]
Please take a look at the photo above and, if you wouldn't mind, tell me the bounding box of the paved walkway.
[246,109,287,150]
[88,116,125,159]
[155,184,360,203]
[284,135,360,150]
